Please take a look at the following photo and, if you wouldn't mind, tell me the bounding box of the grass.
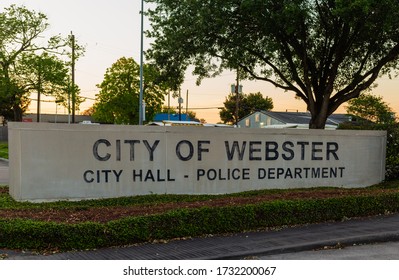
[0,142,8,159]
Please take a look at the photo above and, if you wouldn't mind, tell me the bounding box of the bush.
[1,192,399,251]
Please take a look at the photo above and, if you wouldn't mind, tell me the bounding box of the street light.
[138,0,145,125]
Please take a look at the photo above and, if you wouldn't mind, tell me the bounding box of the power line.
[30,98,55,103]
[187,107,223,110]
[29,95,97,102]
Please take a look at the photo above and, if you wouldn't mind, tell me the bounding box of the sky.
[1,0,399,123]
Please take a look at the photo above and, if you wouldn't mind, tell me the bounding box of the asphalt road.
[257,241,399,260]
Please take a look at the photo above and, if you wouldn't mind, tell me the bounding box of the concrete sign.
[8,123,386,202]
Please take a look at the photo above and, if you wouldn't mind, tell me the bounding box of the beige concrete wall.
[8,122,386,202]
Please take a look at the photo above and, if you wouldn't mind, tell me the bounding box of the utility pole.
[67,81,71,124]
[168,91,171,120]
[37,58,42,123]
[231,69,243,126]
[178,88,182,121]
[186,90,189,117]
[138,0,145,125]
[71,32,76,124]
[235,70,239,126]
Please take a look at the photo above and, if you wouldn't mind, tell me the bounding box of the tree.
[0,78,29,122]
[159,105,177,115]
[93,57,167,124]
[186,110,200,122]
[0,5,82,121]
[220,92,273,124]
[345,93,396,124]
[146,0,399,128]
[82,106,95,116]
[0,5,69,121]
[14,52,70,121]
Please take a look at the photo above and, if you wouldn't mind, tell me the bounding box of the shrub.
[1,192,399,251]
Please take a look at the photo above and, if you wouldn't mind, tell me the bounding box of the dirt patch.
[0,188,397,224]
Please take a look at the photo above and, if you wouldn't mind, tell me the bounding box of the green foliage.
[17,52,68,93]
[14,52,79,114]
[0,142,8,159]
[1,184,399,250]
[93,57,167,124]
[346,93,396,124]
[219,92,274,124]
[0,5,52,121]
[160,106,177,114]
[146,0,399,128]
[0,78,29,121]
[0,5,84,121]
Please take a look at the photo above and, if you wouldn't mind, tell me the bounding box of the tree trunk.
[307,87,333,129]
[13,104,23,122]
[309,107,329,129]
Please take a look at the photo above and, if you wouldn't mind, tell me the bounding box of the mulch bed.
[0,188,397,224]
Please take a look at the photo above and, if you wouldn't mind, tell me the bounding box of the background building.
[238,111,354,129]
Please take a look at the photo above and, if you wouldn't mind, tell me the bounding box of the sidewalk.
[2,212,399,260]
[1,160,399,260]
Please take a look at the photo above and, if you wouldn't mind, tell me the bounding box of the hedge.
[1,192,399,251]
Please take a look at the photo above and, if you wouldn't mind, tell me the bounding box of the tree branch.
[329,43,399,114]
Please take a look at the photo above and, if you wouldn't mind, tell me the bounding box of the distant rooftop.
[261,111,350,126]
[238,111,355,129]
[153,113,191,122]
[23,113,94,124]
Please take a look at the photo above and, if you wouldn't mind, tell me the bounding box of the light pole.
[138,0,145,125]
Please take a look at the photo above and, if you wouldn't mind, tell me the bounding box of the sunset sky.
[1,0,399,123]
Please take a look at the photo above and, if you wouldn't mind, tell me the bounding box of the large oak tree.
[146,0,399,128]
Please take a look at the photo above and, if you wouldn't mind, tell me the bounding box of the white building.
[238,111,354,129]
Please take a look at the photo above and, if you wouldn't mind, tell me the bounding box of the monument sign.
[8,123,386,202]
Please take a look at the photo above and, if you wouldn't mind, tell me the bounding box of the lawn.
[0,142,8,159]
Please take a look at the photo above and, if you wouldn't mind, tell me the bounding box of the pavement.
[1,159,399,260]
[0,158,9,185]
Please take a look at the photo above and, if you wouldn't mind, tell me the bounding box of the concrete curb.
[215,231,399,260]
